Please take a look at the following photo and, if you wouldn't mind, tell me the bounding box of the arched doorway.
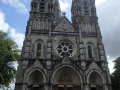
[89,72,103,90]
[27,70,44,90]
[52,66,81,90]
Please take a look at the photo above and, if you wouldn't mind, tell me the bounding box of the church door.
[33,87,39,90]
[96,86,103,90]
[52,67,81,90]
[28,71,44,90]
[67,87,73,90]
[89,72,103,90]
[58,87,64,90]
[58,86,73,90]
[32,85,44,90]
[90,87,96,90]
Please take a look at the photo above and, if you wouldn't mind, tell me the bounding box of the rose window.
[57,41,74,57]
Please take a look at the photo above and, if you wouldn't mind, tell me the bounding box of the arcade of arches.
[26,67,103,90]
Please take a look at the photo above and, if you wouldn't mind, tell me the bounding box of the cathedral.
[15,0,112,90]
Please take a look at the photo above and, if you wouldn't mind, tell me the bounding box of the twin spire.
[53,0,61,15]
[30,0,96,20]
[31,0,60,13]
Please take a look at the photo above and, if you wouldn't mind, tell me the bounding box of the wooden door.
[58,87,64,90]
[33,87,39,90]
[90,87,96,90]
[67,87,73,90]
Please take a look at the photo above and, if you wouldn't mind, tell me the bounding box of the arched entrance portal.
[89,72,103,90]
[27,70,44,90]
[52,66,81,90]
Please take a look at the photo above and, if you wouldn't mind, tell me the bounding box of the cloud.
[0,10,9,32]
[107,56,115,73]
[96,0,120,73]
[96,0,106,6]
[0,10,24,49]
[0,0,28,14]
[59,0,107,11]
[59,0,70,11]
[97,0,120,58]
[8,28,25,49]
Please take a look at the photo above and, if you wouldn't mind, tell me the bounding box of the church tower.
[15,0,112,90]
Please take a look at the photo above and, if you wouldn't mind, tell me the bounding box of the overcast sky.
[0,0,120,74]
[60,0,120,73]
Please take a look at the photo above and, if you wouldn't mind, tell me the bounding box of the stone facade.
[15,0,112,90]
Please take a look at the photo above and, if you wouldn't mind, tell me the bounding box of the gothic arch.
[86,41,95,47]
[51,65,82,90]
[24,68,46,90]
[87,70,105,90]
[89,72,102,84]
[29,70,44,85]
[24,67,47,84]
[86,41,95,59]
[88,45,93,58]
[32,39,45,59]
[86,69,105,84]
[51,65,83,85]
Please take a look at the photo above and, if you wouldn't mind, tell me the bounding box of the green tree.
[112,57,120,89]
[0,30,20,88]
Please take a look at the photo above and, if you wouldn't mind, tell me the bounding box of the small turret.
[53,0,61,20]
[71,0,97,22]
[31,0,47,13]
[71,0,81,21]
[71,0,98,32]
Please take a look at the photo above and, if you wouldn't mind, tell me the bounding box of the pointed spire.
[71,0,81,21]
[54,0,59,4]
[53,0,61,20]
[71,0,97,24]
[54,0,60,12]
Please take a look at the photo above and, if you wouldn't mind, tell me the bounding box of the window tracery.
[37,43,42,58]
[88,45,93,58]
[57,41,74,57]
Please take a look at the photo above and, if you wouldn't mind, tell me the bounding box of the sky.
[0,0,120,74]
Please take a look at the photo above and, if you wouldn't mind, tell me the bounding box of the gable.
[53,17,74,32]
[85,61,101,74]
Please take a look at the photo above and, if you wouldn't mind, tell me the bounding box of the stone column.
[47,84,52,90]
[44,84,48,90]
[104,85,109,90]
[85,85,89,90]
[46,22,52,68]
[22,84,27,90]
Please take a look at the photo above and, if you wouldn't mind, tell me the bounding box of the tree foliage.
[0,30,20,87]
[112,57,120,89]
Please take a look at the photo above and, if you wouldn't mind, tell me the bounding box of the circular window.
[56,41,74,57]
